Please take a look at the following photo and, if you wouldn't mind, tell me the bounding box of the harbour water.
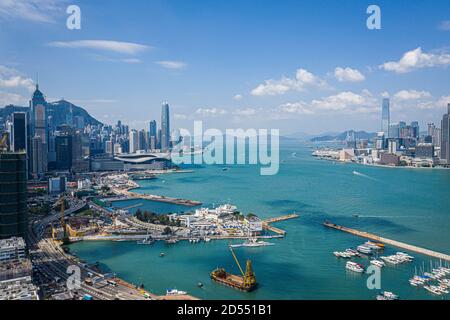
[69,140,450,300]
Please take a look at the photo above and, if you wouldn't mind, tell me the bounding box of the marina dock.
[262,214,299,235]
[323,222,450,262]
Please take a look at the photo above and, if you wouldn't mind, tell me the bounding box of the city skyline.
[1,0,450,134]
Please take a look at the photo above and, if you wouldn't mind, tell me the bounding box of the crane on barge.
[210,245,257,292]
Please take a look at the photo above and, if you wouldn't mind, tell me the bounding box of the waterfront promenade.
[324,222,450,262]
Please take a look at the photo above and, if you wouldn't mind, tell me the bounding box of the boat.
[159,252,165,257]
[210,246,257,292]
[230,238,275,248]
[197,282,204,288]
[346,261,364,273]
[189,238,200,243]
[165,238,178,244]
[137,236,154,245]
[365,241,385,249]
[166,289,187,296]
[356,245,373,255]
[424,285,443,295]
[370,259,385,268]
[204,237,211,242]
[379,291,399,300]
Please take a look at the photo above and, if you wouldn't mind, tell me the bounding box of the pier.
[262,214,299,235]
[112,188,202,207]
[323,222,450,262]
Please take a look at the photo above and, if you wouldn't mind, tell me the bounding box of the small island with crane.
[210,246,258,292]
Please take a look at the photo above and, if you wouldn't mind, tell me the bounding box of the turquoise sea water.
[69,141,450,300]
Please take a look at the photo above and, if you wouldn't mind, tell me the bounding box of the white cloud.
[251,68,327,96]
[88,54,142,64]
[232,108,257,116]
[380,47,450,73]
[278,91,378,116]
[233,94,243,101]
[174,113,189,120]
[439,20,450,31]
[195,108,228,117]
[49,40,151,55]
[0,0,64,23]
[334,67,365,82]
[0,91,27,105]
[393,90,431,101]
[156,61,187,70]
[0,65,34,91]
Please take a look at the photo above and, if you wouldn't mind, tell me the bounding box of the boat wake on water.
[352,171,378,181]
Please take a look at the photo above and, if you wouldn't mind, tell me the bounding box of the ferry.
[166,289,187,296]
[230,238,275,248]
[346,261,365,273]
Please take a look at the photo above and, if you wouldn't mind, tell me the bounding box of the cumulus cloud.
[49,40,151,55]
[278,91,378,115]
[232,108,257,116]
[380,47,450,73]
[233,94,243,101]
[0,91,27,105]
[393,90,431,101]
[0,0,65,23]
[251,68,327,96]
[195,108,228,117]
[156,61,187,70]
[334,67,365,82]
[0,65,34,91]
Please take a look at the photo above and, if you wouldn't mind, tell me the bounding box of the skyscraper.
[0,151,27,239]
[10,113,27,153]
[129,129,138,153]
[149,120,157,150]
[441,104,450,164]
[160,103,170,152]
[381,98,390,137]
[30,84,48,176]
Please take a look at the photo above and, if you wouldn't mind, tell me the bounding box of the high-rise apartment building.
[160,103,170,151]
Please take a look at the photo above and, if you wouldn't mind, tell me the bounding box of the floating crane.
[210,245,257,292]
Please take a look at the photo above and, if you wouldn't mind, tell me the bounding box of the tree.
[163,227,172,235]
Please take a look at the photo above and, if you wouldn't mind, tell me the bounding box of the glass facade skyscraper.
[0,152,27,240]
[160,103,170,152]
[381,98,390,137]
[441,104,450,164]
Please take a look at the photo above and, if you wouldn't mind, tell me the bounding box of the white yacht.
[370,259,385,268]
[346,261,364,273]
[166,289,187,296]
[230,238,275,248]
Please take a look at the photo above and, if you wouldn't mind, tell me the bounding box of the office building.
[30,84,48,176]
[160,103,170,151]
[441,104,450,164]
[10,113,27,153]
[129,129,138,153]
[0,153,27,239]
[381,98,390,137]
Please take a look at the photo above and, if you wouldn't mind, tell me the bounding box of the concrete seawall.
[324,222,450,262]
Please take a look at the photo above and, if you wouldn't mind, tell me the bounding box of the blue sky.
[1,0,450,135]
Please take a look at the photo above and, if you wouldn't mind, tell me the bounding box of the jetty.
[323,222,450,262]
[112,188,202,207]
[262,214,299,235]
